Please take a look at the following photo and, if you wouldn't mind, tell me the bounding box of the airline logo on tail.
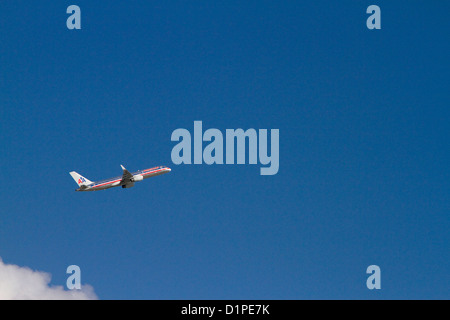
[70,171,93,187]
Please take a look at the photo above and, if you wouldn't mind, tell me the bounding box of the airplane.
[69,165,171,191]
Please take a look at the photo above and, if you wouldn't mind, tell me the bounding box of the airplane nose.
[167,168,171,172]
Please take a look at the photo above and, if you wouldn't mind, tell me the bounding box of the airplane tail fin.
[69,171,93,187]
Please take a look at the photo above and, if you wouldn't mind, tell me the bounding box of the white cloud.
[0,258,98,300]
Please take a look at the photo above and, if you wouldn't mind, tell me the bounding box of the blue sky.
[0,1,448,299]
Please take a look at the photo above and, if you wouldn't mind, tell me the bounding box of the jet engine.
[131,175,144,182]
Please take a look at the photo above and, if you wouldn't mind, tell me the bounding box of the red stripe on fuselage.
[92,168,167,188]
[92,178,121,188]
[142,168,165,176]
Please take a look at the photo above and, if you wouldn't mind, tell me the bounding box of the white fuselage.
[76,166,171,191]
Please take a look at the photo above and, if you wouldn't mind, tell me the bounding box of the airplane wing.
[120,165,134,184]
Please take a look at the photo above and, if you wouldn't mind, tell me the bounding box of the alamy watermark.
[366,265,381,290]
[366,5,381,30]
[171,121,279,175]
[66,5,81,30]
[66,265,81,290]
